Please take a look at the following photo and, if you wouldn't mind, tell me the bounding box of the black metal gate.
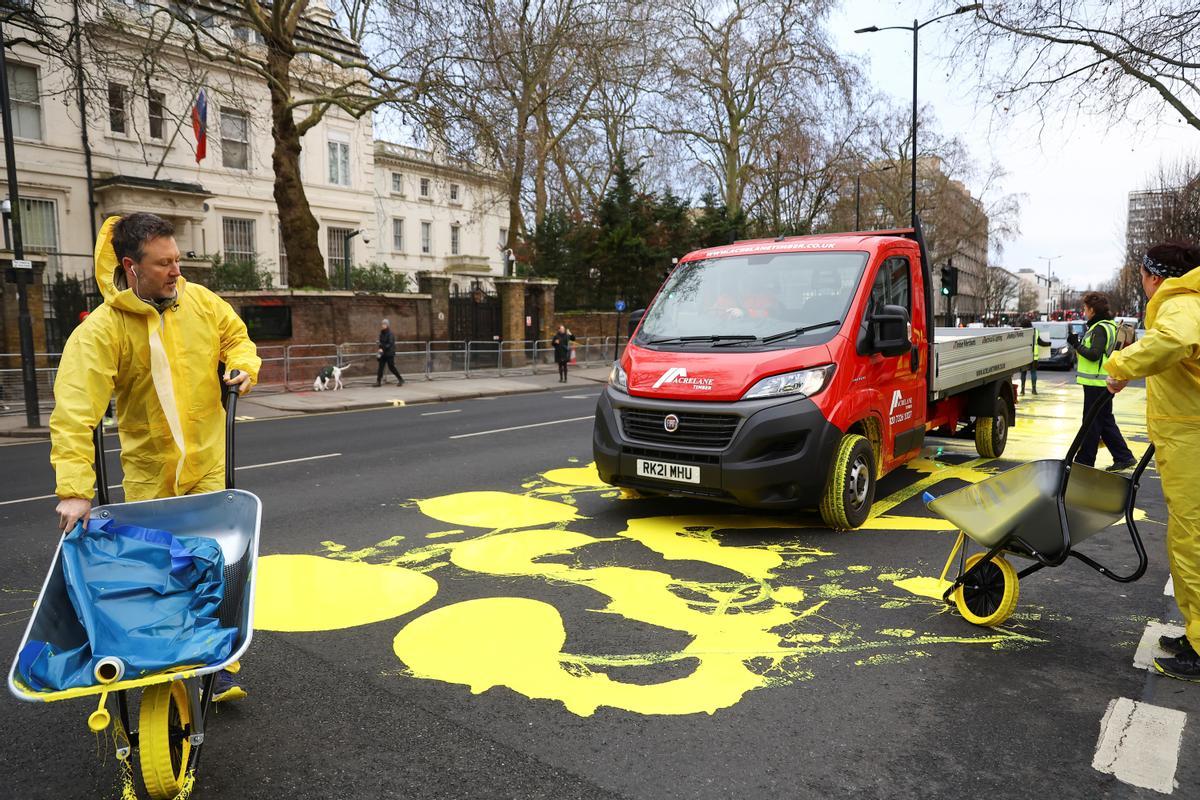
[449,284,501,342]
[43,271,102,353]
[524,287,541,344]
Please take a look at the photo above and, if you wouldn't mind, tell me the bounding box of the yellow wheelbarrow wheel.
[953,553,1019,626]
[139,681,194,800]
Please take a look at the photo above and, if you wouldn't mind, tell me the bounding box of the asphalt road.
[1,373,1196,800]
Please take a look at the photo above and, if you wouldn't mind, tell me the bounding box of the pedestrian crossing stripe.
[1093,697,1186,794]
[1133,620,1187,672]
[392,400,405,407]
[235,415,255,421]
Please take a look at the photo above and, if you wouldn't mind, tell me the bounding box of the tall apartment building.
[1,1,508,292]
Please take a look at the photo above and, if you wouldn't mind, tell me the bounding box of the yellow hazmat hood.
[1146,266,1200,327]
[94,215,187,314]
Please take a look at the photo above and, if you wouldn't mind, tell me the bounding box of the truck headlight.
[742,365,835,400]
[609,362,628,392]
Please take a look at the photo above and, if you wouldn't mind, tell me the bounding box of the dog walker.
[926,394,1154,627]
[8,374,261,799]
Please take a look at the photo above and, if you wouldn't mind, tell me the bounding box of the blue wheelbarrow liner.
[926,394,1154,626]
[6,372,260,799]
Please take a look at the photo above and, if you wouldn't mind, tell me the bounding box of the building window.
[19,198,59,252]
[222,217,256,263]
[450,224,460,256]
[277,226,288,287]
[449,183,460,201]
[392,218,405,252]
[328,137,350,186]
[391,172,403,193]
[221,108,249,169]
[148,90,165,139]
[420,221,432,254]
[5,63,42,140]
[327,226,354,279]
[419,177,430,198]
[233,26,262,44]
[108,83,127,134]
[499,228,508,249]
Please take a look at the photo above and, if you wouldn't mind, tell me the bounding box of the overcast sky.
[829,1,1199,289]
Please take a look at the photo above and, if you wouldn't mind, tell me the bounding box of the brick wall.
[554,310,625,339]
[217,290,434,347]
[0,257,49,370]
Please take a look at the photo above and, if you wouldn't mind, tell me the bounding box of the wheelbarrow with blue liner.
[7,374,260,799]
[926,394,1154,627]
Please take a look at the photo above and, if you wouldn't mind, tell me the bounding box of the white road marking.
[1093,697,1186,794]
[0,453,342,506]
[235,453,341,471]
[562,394,599,399]
[1134,621,1188,671]
[104,448,121,453]
[421,409,462,416]
[450,416,593,439]
[1166,576,1175,597]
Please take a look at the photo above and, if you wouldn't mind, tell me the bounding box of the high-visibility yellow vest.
[1033,337,1041,360]
[1076,319,1117,387]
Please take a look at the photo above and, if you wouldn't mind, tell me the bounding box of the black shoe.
[1020,389,1025,396]
[1154,652,1200,683]
[1159,634,1196,656]
[375,382,381,387]
[1106,459,1137,472]
[1032,389,1038,395]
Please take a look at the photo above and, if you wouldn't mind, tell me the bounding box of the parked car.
[1033,320,1086,369]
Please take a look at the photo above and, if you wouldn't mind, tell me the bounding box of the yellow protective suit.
[51,216,261,502]
[1107,267,1200,651]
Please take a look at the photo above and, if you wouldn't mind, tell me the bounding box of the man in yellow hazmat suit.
[49,213,261,700]
[1106,242,1200,683]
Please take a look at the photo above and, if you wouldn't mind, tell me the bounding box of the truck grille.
[620,409,739,449]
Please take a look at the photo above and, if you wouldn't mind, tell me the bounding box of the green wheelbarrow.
[925,395,1154,626]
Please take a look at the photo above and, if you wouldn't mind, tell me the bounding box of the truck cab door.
[860,254,927,463]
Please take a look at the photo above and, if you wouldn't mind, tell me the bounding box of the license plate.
[635,458,700,484]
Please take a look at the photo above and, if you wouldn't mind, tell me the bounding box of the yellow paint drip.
[542,463,607,487]
[416,491,581,528]
[893,576,955,600]
[255,555,438,632]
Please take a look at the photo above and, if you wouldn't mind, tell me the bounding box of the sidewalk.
[0,366,612,437]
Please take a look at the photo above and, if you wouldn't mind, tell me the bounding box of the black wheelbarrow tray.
[6,376,259,799]
[925,394,1154,626]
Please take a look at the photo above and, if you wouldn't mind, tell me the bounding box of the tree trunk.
[506,110,530,253]
[267,50,327,288]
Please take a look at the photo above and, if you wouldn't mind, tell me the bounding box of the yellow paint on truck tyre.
[819,434,875,531]
[138,681,193,800]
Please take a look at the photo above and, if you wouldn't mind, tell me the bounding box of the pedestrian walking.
[50,213,260,702]
[1106,242,1200,682]
[1068,291,1136,471]
[376,318,404,386]
[1019,318,1052,395]
[552,325,576,383]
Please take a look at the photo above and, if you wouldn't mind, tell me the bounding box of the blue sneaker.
[210,669,246,703]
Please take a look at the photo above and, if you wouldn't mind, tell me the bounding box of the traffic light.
[939,264,959,297]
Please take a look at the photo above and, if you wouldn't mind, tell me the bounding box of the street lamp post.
[0,20,41,428]
[1039,254,1062,318]
[854,164,895,230]
[856,4,983,230]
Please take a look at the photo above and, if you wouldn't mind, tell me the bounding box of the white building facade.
[2,1,508,291]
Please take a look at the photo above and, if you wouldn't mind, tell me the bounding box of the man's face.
[1140,267,1164,300]
[558,326,565,334]
[123,236,181,300]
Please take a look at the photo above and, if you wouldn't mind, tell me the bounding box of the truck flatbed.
[931,327,1035,399]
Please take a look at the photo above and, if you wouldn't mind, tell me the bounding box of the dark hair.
[1146,242,1200,278]
[1082,291,1111,319]
[111,213,175,289]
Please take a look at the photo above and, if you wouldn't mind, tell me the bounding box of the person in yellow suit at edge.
[1106,242,1200,683]
[49,213,261,701]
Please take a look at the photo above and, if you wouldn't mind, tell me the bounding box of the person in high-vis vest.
[1107,242,1200,683]
[1068,291,1136,471]
[50,213,260,701]
[1018,318,1051,395]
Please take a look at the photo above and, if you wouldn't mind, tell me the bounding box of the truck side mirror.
[871,304,911,357]
[628,308,645,338]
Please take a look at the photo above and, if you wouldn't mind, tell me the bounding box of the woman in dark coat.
[552,325,575,383]
[376,318,404,386]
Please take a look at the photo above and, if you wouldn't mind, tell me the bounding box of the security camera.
[361,233,370,245]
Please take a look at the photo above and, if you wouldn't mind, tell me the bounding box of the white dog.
[313,364,347,391]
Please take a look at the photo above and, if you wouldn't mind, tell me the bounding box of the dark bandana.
[1143,254,1194,279]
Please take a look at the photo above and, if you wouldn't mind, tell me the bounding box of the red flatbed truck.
[592,228,1035,529]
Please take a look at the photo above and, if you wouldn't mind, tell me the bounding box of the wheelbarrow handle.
[1063,390,1116,465]
[223,370,240,490]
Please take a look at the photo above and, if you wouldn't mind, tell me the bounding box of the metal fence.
[0,337,629,414]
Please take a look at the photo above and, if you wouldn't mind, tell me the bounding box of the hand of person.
[1067,331,1080,347]
[1106,376,1129,395]
[56,497,91,533]
[223,369,252,396]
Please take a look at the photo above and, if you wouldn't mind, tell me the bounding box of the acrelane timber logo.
[652,367,715,391]
[889,389,913,425]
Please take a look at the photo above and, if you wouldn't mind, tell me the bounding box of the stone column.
[526,278,558,342]
[417,271,451,341]
[493,277,526,345]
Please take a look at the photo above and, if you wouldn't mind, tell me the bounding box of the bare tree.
[950,1,1200,133]
[979,266,1019,320]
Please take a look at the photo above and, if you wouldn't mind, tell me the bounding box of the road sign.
[12,259,31,270]
[615,299,626,312]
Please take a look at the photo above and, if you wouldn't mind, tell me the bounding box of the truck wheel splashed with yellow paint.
[252,458,1047,718]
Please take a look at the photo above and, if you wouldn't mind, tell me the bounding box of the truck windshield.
[637,251,868,347]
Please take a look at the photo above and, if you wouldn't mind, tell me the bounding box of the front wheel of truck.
[819,434,875,530]
[974,396,1009,458]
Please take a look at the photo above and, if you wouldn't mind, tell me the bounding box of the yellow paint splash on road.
[416,491,581,528]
